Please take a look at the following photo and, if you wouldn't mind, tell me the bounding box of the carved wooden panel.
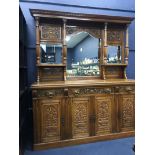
[66,26,101,38]
[33,89,64,98]
[40,25,61,42]
[68,87,113,97]
[95,96,113,135]
[104,66,123,79]
[115,86,135,94]
[119,94,135,131]
[107,31,122,43]
[39,67,64,82]
[71,97,90,138]
[40,99,61,142]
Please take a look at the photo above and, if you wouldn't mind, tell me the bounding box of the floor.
[24,137,135,155]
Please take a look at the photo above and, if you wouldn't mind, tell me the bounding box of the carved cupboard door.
[39,98,61,143]
[118,94,135,132]
[95,95,114,135]
[71,97,90,139]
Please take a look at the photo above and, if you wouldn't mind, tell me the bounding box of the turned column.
[103,22,108,64]
[125,25,129,64]
[98,38,101,77]
[35,16,40,82]
[62,19,67,80]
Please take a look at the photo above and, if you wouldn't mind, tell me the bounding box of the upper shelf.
[37,64,66,67]
[30,9,134,24]
[101,64,127,67]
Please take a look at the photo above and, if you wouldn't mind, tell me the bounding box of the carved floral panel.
[41,100,60,142]
[41,25,61,41]
[120,95,135,131]
[71,97,90,138]
[95,96,112,135]
[107,31,121,42]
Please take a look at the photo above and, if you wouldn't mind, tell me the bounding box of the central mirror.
[66,32,99,79]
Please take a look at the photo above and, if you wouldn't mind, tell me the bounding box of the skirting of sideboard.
[33,131,135,150]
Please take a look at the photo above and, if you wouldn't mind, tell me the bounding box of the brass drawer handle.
[74,89,80,96]
[104,88,111,93]
[125,87,133,92]
[45,91,54,98]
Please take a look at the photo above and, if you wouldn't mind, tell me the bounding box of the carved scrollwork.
[69,87,112,96]
[66,26,101,38]
[41,25,61,41]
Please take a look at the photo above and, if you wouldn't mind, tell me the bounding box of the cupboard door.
[39,98,61,143]
[71,97,90,139]
[118,94,135,132]
[95,95,114,135]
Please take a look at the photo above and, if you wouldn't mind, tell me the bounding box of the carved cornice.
[30,9,134,24]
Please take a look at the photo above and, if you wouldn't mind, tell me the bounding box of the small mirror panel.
[107,45,121,63]
[40,43,62,64]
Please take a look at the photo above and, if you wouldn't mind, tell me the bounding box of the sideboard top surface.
[31,79,135,89]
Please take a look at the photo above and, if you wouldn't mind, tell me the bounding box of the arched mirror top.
[66,26,101,39]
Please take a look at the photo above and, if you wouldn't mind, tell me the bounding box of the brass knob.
[125,86,133,92]
[46,91,54,98]
[104,88,111,93]
[74,89,80,96]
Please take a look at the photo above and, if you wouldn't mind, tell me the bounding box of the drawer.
[115,86,135,94]
[32,89,64,98]
[68,87,114,97]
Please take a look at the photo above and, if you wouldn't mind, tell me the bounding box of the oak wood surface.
[33,131,134,150]
[32,79,135,89]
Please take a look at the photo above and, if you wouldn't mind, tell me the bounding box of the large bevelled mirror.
[66,32,100,78]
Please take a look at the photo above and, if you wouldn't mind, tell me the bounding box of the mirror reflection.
[66,32,99,77]
[40,43,62,64]
[107,45,121,63]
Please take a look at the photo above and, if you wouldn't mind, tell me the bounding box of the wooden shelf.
[101,64,127,67]
[37,64,66,67]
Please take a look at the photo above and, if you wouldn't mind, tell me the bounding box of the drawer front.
[32,89,64,98]
[115,85,135,94]
[68,87,113,97]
